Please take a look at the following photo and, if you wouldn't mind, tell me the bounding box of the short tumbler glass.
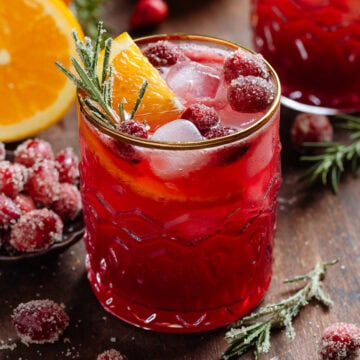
[252,0,360,114]
[78,34,281,333]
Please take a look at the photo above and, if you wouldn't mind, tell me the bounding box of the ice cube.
[151,119,203,142]
[164,61,221,104]
[149,120,208,179]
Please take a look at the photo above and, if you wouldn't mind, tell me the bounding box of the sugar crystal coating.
[26,160,60,206]
[228,75,276,113]
[15,138,54,168]
[97,349,128,360]
[13,193,36,214]
[0,194,21,229]
[181,103,220,133]
[55,147,79,184]
[224,49,270,83]
[10,208,63,252]
[52,183,82,222]
[12,299,69,344]
[0,161,27,197]
[320,322,360,359]
[143,40,183,67]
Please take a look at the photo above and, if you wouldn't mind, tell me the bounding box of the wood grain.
[0,1,359,359]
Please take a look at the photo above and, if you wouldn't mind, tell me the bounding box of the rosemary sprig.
[69,0,108,39]
[300,114,360,193]
[56,22,148,128]
[223,259,338,360]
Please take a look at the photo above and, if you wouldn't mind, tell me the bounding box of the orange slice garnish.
[99,32,184,130]
[0,0,82,142]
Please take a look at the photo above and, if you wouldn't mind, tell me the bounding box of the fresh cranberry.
[213,143,250,166]
[52,183,82,222]
[14,138,54,168]
[55,147,79,184]
[13,194,36,214]
[26,160,60,206]
[12,299,69,344]
[228,76,276,113]
[224,49,270,83]
[10,208,63,252]
[0,142,5,161]
[0,161,27,197]
[0,194,21,229]
[143,41,182,67]
[320,322,360,359]
[203,124,237,139]
[97,349,128,360]
[130,0,168,30]
[118,119,149,139]
[182,104,220,133]
[291,113,333,149]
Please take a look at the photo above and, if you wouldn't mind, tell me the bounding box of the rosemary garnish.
[69,0,108,39]
[300,114,360,193]
[223,259,338,360]
[56,22,148,129]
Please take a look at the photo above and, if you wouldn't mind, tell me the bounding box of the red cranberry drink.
[77,33,281,332]
[252,0,360,113]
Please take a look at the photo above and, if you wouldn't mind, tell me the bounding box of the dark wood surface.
[1,1,360,359]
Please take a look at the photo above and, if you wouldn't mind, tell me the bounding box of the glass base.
[281,96,343,115]
[86,262,270,333]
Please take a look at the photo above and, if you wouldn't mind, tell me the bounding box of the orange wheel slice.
[100,32,184,130]
[0,0,82,142]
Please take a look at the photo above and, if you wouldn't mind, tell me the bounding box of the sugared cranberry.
[0,161,27,197]
[55,147,79,184]
[320,322,360,359]
[26,160,60,206]
[0,194,21,229]
[13,194,36,214]
[182,104,220,133]
[228,76,276,113]
[10,208,63,252]
[130,0,168,30]
[203,124,237,139]
[0,142,5,161]
[224,49,270,83]
[118,119,149,139]
[97,349,128,360]
[291,113,333,149]
[52,183,82,222]
[14,138,54,168]
[143,41,182,67]
[12,299,69,344]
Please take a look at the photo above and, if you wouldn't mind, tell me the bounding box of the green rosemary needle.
[223,259,338,360]
[300,114,360,193]
[56,21,148,129]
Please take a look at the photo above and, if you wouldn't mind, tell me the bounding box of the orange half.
[100,32,184,130]
[0,0,82,142]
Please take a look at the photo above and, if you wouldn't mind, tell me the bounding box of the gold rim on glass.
[78,34,281,150]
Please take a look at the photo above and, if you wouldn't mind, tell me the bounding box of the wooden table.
[1,1,359,359]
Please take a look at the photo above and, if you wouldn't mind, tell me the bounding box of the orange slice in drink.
[100,32,184,130]
[0,0,82,142]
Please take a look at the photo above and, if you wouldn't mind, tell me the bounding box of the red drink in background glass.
[78,35,281,332]
[252,0,360,114]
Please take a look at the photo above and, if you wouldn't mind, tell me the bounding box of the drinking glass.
[252,0,360,114]
[77,34,281,333]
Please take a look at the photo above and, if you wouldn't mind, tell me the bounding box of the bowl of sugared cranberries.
[0,139,84,263]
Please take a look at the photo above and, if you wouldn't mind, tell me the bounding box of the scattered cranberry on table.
[291,113,333,149]
[320,322,360,359]
[97,349,128,360]
[130,0,168,30]
[12,299,69,344]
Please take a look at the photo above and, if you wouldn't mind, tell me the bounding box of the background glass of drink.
[78,35,281,333]
[252,0,360,114]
